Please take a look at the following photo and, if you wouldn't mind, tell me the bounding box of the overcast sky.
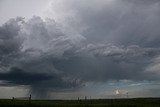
[0,0,160,99]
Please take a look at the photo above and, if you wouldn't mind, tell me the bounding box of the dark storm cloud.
[0,17,23,55]
[0,16,84,97]
[53,44,160,82]
[0,17,24,72]
[0,67,81,89]
[0,67,53,85]
[1,0,160,97]
[52,0,160,47]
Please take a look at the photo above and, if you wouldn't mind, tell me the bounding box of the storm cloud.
[49,0,160,47]
[1,0,160,98]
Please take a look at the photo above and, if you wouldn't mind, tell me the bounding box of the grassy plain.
[0,98,160,107]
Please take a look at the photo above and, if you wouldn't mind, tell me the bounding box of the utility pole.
[85,96,87,100]
[126,92,129,98]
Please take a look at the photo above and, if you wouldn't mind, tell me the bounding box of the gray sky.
[0,0,51,24]
[0,0,160,99]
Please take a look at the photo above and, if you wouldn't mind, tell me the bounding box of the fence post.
[12,97,14,101]
[29,94,31,103]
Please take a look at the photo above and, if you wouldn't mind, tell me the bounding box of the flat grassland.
[0,98,160,107]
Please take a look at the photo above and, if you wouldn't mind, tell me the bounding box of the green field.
[0,98,160,107]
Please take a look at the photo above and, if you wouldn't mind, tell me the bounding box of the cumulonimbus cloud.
[0,0,160,98]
